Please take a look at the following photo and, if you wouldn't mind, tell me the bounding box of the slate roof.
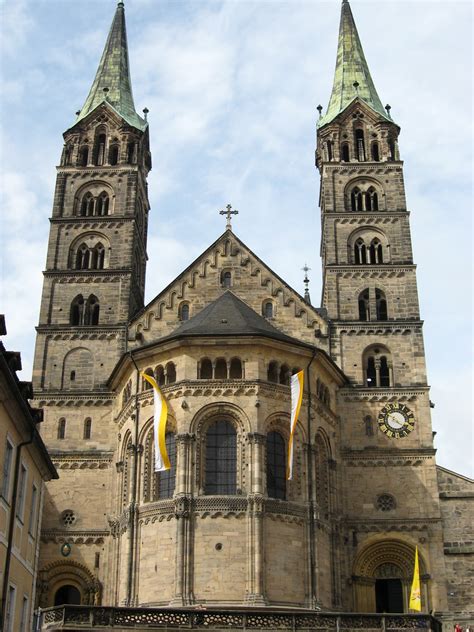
[73,2,146,131]
[158,291,314,349]
[318,0,393,128]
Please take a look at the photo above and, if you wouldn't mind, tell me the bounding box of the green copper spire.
[74,1,146,131]
[318,0,391,128]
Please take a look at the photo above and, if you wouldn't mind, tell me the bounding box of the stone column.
[172,434,195,605]
[245,433,266,605]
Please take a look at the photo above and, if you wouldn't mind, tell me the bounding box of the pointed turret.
[74,1,146,131]
[318,0,390,127]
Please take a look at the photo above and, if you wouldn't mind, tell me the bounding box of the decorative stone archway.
[36,560,101,608]
[352,539,430,613]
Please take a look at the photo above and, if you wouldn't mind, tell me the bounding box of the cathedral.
[30,0,472,628]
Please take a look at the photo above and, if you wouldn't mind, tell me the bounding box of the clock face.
[378,403,415,438]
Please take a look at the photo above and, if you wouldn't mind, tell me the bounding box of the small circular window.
[376,494,396,512]
[62,510,77,526]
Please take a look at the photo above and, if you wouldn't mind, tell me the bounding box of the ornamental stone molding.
[34,394,113,407]
[339,388,427,402]
[41,530,108,545]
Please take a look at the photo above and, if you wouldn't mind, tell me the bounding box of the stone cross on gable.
[220,204,238,230]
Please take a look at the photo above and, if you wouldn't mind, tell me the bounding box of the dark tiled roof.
[160,291,312,348]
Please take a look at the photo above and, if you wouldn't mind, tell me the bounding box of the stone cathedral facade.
[31,0,472,627]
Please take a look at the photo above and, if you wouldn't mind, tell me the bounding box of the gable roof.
[159,290,312,348]
[131,229,326,327]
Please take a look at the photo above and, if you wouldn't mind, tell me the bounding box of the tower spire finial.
[318,0,391,127]
[302,264,311,305]
[73,0,146,131]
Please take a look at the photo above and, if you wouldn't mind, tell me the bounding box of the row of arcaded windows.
[198,358,243,380]
[316,379,331,407]
[354,237,383,264]
[358,288,388,321]
[141,424,288,501]
[350,186,378,212]
[57,418,92,440]
[267,362,301,385]
[64,127,139,168]
[70,294,99,326]
[141,364,177,390]
[78,192,109,217]
[75,242,106,270]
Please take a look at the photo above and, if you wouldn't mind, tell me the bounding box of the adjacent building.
[0,315,58,631]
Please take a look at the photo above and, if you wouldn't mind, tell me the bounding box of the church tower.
[32,1,151,602]
[316,1,447,613]
[33,1,150,396]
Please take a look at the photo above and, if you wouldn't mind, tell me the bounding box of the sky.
[0,0,472,478]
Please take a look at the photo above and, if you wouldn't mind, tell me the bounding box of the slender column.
[374,359,381,388]
[245,433,266,605]
[172,433,195,605]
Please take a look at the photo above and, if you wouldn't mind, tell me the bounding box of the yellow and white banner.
[409,546,421,611]
[287,370,304,480]
[141,372,170,472]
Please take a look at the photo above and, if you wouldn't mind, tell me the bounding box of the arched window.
[376,289,388,320]
[76,244,90,270]
[279,364,290,386]
[83,418,92,439]
[70,295,85,325]
[199,358,212,379]
[389,139,396,161]
[179,303,190,321]
[155,365,165,387]
[78,146,89,167]
[266,431,286,500]
[369,238,383,264]
[341,143,350,162]
[205,420,237,495]
[229,358,242,379]
[109,145,119,166]
[142,369,154,390]
[93,133,106,166]
[354,238,367,264]
[366,187,379,212]
[358,289,370,321]
[366,356,377,387]
[327,140,333,161]
[127,142,135,164]
[90,243,105,270]
[364,415,374,436]
[221,271,232,288]
[80,193,94,217]
[157,433,176,499]
[363,346,392,388]
[215,358,227,379]
[85,295,99,325]
[166,362,176,384]
[351,187,363,212]
[267,361,279,383]
[57,418,66,440]
[96,192,109,216]
[355,129,366,161]
[263,301,273,318]
[379,356,390,387]
[371,142,380,162]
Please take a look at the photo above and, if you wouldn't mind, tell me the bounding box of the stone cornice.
[332,322,423,335]
[49,450,114,470]
[343,518,441,533]
[325,265,416,273]
[324,212,409,219]
[41,529,108,545]
[338,387,429,402]
[43,269,132,278]
[56,166,138,176]
[33,393,113,407]
[37,325,125,337]
[341,447,436,467]
[51,217,134,225]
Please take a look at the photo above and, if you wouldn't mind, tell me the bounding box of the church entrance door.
[375,578,403,613]
[54,585,81,606]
